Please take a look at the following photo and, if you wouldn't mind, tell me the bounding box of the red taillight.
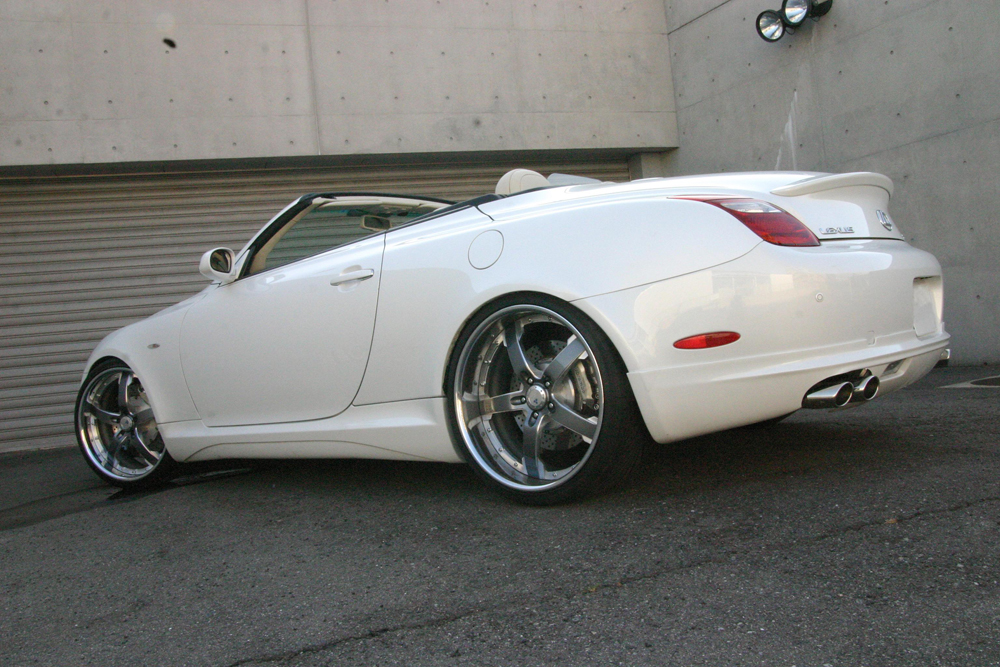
[673,331,741,350]
[675,196,820,247]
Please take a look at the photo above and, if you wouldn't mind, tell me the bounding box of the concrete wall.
[3,0,995,363]
[0,0,677,166]
[660,0,1000,364]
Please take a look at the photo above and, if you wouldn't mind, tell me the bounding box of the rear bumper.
[576,239,949,443]
[627,336,948,443]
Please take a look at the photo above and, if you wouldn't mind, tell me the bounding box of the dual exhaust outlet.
[802,373,879,409]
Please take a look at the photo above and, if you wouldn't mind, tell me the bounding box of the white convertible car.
[75,169,950,503]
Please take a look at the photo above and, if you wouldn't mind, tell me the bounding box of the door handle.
[330,269,375,286]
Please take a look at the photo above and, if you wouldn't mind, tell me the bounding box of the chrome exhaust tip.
[802,381,855,409]
[851,374,879,402]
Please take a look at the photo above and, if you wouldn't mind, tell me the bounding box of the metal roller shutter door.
[0,158,630,453]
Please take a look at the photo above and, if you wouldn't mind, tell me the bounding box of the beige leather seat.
[495,169,550,196]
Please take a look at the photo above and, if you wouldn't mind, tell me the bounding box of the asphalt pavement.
[1,365,998,667]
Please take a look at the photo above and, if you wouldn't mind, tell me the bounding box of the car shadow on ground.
[628,418,898,496]
[0,404,948,532]
[202,413,929,509]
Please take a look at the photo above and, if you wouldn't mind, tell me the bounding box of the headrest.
[495,169,550,196]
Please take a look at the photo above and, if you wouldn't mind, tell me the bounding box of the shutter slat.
[0,158,630,453]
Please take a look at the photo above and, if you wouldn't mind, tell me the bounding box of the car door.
[178,198,432,427]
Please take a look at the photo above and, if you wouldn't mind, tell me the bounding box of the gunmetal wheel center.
[119,415,134,430]
[525,384,549,410]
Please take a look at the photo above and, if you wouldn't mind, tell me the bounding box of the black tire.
[75,358,177,488]
[446,293,646,505]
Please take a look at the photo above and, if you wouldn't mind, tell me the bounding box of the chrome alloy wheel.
[77,366,166,482]
[454,305,605,492]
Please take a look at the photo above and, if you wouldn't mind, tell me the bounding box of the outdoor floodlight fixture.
[756,0,833,42]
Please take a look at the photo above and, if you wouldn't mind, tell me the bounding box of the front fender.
[83,291,207,425]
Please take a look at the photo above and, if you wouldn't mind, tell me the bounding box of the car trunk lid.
[768,172,906,241]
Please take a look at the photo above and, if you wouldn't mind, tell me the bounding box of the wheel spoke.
[543,336,586,383]
[132,408,155,426]
[461,392,484,428]
[130,434,160,466]
[504,320,541,381]
[549,401,598,441]
[481,391,524,417]
[117,372,134,413]
[463,390,526,429]
[104,430,128,471]
[521,412,546,479]
[84,399,122,425]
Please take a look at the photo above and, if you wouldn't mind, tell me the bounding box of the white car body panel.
[354,196,761,405]
[80,171,950,465]
[82,292,207,425]
[162,397,459,464]
[179,234,384,426]
[576,239,947,442]
[770,171,894,197]
[770,185,905,242]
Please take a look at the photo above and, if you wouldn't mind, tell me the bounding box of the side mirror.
[199,247,236,283]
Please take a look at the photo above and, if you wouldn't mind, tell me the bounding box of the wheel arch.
[440,289,636,397]
[83,354,127,379]
[78,350,180,454]
[81,306,201,425]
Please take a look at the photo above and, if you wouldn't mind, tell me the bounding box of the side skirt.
[159,397,460,464]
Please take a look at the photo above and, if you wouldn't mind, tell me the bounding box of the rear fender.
[354,199,760,406]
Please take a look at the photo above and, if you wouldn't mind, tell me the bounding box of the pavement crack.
[813,494,1000,541]
[223,605,504,667]
[223,495,1000,666]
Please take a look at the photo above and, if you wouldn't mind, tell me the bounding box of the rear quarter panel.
[354,195,761,405]
[577,239,947,442]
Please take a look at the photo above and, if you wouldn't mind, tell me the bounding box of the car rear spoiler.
[771,172,894,198]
